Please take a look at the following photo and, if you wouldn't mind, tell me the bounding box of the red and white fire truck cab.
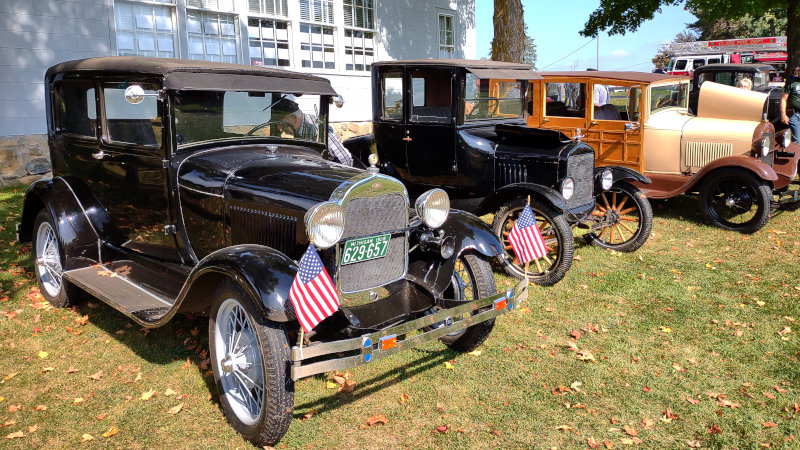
[661,37,787,78]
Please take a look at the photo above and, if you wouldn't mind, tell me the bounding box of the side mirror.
[329,95,345,108]
[124,85,158,104]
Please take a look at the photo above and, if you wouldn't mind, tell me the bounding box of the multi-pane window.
[343,30,373,71]
[299,0,334,24]
[344,0,374,29]
[187,11,238,62]
[438,14,454,58]
[114,1,176,58]
[247,0,288,16]
[299,24,335,69]
[186,0,233,10]
[248,19,290,67]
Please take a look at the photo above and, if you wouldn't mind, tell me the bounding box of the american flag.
[289,245,340,333]
[507,204,547,264]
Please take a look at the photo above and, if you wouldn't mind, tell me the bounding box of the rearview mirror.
[330,95,344,108]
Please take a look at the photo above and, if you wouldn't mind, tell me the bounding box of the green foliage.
[688,8,787,39]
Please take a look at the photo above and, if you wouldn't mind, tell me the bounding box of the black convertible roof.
[45,56,338,95]
[373,59,541,80]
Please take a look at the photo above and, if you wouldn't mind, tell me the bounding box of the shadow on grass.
[649,195,708,226]
[292,348,456,418]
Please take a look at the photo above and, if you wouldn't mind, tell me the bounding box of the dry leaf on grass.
[399,393,408,403]
[167,403,184,415]
[624,425,638,436]
[89,371,103,381]
[140,389,156,401]
[435,425,448,433]
[66,366,78,374]
[82,433,94,441]
[366,414,388,426]
[5,430,24,439]
[164,388,177,396]
[34,405,46,411]
[763,422,777,428]
[101,426,118,438]
[27,424,38,433]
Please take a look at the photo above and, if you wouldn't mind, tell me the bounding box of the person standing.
[780,65,800,144]
[593,83,609,107]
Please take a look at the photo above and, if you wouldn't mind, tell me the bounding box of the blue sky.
[475,1,698,71]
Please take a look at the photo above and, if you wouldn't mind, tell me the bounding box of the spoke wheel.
[492,198,574,286]
[585,181,652,252]
[209,280,293,447]
[438,253,498,352]
[699,169,772,234]
[32,210,75,308]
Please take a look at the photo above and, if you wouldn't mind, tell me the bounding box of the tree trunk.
[788,0,800,72]
[491,0,525,63]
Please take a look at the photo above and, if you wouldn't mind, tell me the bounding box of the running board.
[63,266,174,324]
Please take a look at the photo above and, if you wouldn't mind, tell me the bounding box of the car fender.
[595,166,651,189]
[685,155,778,192]
[481,182,568,215]
[19,177,100,270]
[178,245,299,323]
[406,210,503,296]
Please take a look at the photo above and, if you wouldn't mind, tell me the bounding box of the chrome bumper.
[290,279,529,380]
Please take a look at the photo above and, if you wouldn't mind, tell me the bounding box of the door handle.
[91,150,105,160]
[402,137,412,142]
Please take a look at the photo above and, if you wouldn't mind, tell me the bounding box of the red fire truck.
[660,36,787,77]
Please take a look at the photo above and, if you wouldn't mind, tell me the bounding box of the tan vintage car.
[528,72,800,233]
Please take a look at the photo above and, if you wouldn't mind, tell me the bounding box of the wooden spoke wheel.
[585,181,652,252]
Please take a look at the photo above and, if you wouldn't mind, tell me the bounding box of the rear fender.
[481,183,568,215]
[406,210,502,297]
[20,178,99,269]
[179,245,298,323]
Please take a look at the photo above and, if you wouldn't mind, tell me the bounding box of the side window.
[593,85,641,122]
[693,59,705,69]
[54,80,96,138]
[103,82,162,147]
[544,82,586,118]
[708,58,721,64]
[381,70,403,121]
[674,59,687,71]
[716,71,733,86]
[409,69,452,124]
[696,72,713,87]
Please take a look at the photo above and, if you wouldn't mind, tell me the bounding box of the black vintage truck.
[344,59,653,285]
[18,57,526,446]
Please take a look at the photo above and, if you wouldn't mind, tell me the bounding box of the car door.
[588,81,644,172]
[374,67,409,180]
[95,80,181,262]
[403,66,459,189]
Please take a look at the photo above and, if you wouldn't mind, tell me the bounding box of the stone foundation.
[0,122,372,187]
[0,135,51,187]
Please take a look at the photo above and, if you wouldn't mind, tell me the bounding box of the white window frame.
[186,9,239,63]
[343,0,374,30]
[343,29,373,72]
[298,22,336,70]
[438,13,455,59]
[247,0,288,17]
[299,0,334,25]
[114,0,178,58]
[247,18,291,67]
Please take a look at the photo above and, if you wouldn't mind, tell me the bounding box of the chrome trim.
[290,279,528,380]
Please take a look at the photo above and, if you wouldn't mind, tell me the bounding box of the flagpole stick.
[299,328,304,352]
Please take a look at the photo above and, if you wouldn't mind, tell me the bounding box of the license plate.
[341,234,391,265]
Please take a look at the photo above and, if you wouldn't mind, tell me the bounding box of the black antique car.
[689,63,784,128]
[344,59,653,285]
[17,57,526,446]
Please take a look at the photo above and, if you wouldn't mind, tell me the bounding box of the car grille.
[565,151,594,209]
[337,193,408,293]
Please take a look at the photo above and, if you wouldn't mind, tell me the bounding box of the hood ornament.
[574,128,585,142]
[265,144,278,158]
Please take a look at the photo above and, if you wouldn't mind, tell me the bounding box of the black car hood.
[177,143,361,210]
[461,123,578,160]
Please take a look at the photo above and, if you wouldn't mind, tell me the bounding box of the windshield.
[463,74,523,121]
[649,82,689,114]
[173,91,326,146]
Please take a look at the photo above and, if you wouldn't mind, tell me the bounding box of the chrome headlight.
[783,130,792,148]
[761,136,770,156]
[601,169,613,191]
[305,202,345,249]
[415,189,450,228]
[560,177,575,200]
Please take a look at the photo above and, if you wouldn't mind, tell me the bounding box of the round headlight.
[368,153,379,166]
[561,177,575,200]
[761,136,770,156]
[601,169,613,191]
[783,130,792,148]
[304,202,344,249]
[415,189,450,229]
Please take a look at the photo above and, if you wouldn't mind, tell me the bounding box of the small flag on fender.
[507,204,547,264]
[289,245,340,333]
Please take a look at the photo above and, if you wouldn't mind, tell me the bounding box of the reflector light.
[494,298,508,310]
[362,337,373,363]
[380,335,397,351]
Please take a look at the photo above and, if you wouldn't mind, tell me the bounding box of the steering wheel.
[245,120,297,137]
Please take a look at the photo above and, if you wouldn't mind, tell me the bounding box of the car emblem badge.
[371,182,383,191]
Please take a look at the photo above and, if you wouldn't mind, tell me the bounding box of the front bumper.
[290,279,529,380]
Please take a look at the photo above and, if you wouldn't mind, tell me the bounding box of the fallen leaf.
[763,422,777,428]
[140,389,156,401]
[89,371,103,381]
[81,433,94,441]
[366,414,388,426]
[588,436,601,449]
[624,425,638,436]
[708,424,721,434]
[40,367,54,374]
[164,388,177,396]
[302,409,317,421]
[468,350,482,356]
[659,326,671,333]
[642,418,654,429]
[37,351,48,359]
[444,361,454,370]
[604,441,614,449]
[5,430,24,439]
[66,366,79,374]
[0,420,15,428]
[8,404,21,412]
[687,396,700,405]
[326,381,338,389]
[764,392,776,400]
[101,426,118,438]
[436,425,449,433]
[400,393,408,403]
[34,405,46,411]
[167,403,184,415]
[27,424,38,433]
[556,425,575,432]
[73,397,85,405]
[96,413,106,420]
[4,372,18,381]
[338,379,356,393]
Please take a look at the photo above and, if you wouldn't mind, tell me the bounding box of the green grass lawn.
[1,184,798,448]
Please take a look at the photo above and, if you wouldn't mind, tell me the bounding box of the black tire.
[439,253,497,352]
[209,279,294,447]
[492,198,574,286]
[699,169,773,234]
[584,181,653,252]
[32,209,77,308]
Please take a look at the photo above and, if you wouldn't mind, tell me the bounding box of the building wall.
[0,0,475,185]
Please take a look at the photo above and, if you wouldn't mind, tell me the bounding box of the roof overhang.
[465,67,542,80]
[164,72,338,95]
